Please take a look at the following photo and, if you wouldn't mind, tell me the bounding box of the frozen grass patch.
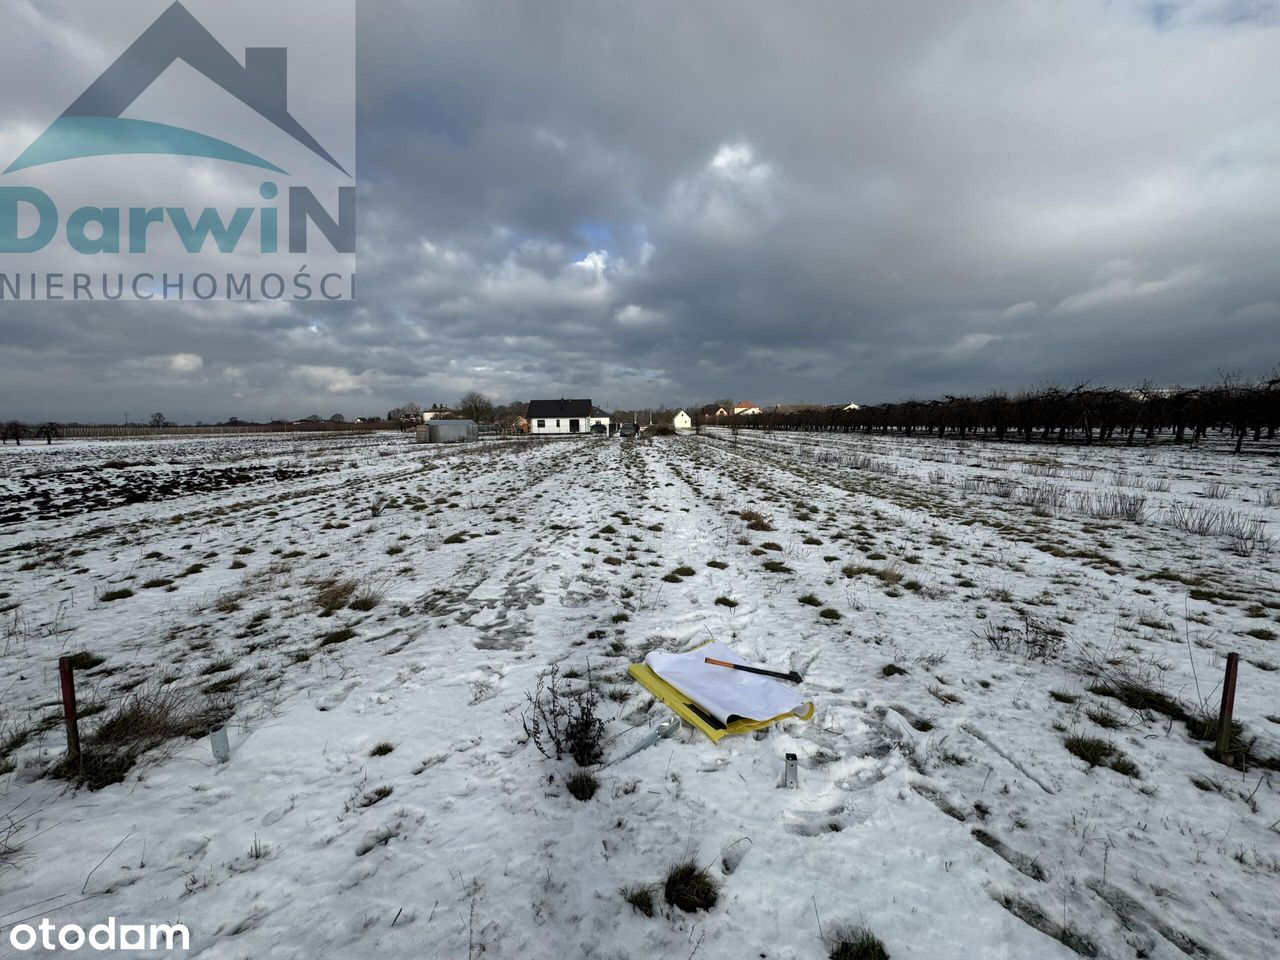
[319,626,357,646]
[739,510,775,532]
[663,861,718,913]
[566,771,598,801]
[64,651,106,671]
[829,927,890,960]
[1086,706,1123,730]
[1064,735,1140,777]
[621,884,654,917]
[314,577,357,614]
[54,686,233,790]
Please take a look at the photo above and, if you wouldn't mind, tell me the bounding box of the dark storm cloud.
[1,0,1278,421]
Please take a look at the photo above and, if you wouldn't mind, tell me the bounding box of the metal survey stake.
[782,753,799,789]
[210,727,231,764]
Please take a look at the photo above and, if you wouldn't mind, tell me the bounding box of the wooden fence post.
[58,656,81,770]
[1214,652,1239,763]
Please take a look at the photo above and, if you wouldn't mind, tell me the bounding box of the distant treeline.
[1,420,391,443]
[726,379,1280,452]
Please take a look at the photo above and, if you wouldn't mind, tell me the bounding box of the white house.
[673,410,692,430]
[527,399,595,435]
[843,402,862,411]
[733,402,763,416]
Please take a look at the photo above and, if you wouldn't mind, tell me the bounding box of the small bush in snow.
[522,664,605,767]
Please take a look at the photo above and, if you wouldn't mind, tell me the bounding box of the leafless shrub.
[1074,490,1147,522]
[1020,461,1062,478]
[974,614,1065,662]
[521,664,605,767]
[1015,481,1069,516]
[1227,522,1273,558]
[1165,502,1225,536]
[959,477,1016,498]
[1200,481,1230,500]
[1165,503,1270,552]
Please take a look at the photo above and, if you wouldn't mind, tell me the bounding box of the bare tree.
[2,421,28,445]
[35,423,62,445]
[458,390,495,422]
[149,412,170,428]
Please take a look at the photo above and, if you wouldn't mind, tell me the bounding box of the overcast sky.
[2,0,1278,422]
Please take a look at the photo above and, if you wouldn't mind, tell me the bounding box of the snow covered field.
[1,430,1277,959]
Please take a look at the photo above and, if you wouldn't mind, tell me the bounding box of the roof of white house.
[527,399,593,419]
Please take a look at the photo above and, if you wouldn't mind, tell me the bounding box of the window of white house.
[537,420,546,428]
[556,420,561,427]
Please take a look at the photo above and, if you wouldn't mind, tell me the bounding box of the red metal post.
[1214,652,1239,763]
[59,655,81,768]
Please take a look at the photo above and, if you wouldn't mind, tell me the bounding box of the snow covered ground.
[1,430,1277,959]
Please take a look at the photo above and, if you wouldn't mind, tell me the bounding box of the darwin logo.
[6,1,346,177]
[0,0,356,301]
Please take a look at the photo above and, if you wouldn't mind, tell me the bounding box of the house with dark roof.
[526,399,598,435]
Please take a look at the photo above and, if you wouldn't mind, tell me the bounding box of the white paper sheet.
[644,641,810,726]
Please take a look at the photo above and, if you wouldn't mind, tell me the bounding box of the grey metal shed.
[415,419,479,443]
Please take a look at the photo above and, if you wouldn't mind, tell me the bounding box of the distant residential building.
[843,402,862,411]
[733,402,763,416]
[673,410,692,430]
[527,399,594,435]
[700,404,728,419]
